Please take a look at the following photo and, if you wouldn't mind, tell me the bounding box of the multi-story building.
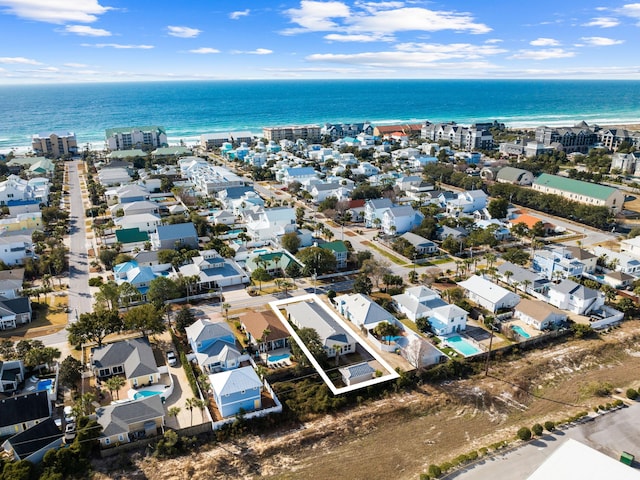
[263,125,321,142]
[320,122,374,140]
[534,122,598,154]
[105,126,167,151]
[421,122,494,151]
[200,131,253,150]
[31,131,77,158]
[598,127,640,151]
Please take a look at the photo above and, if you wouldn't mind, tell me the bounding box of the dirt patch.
[623,194,640,214]
[94,321,640,480]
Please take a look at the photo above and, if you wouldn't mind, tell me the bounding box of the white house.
[282,166,318,185]
[547,279,604,315]
[364,198,394,227]
[335,293,397,330]
[0,235,34,266]
[592,246,640,276]
[445,190,488,215]
[392,286,467,334]
[458,275,520,313]
[245,207,297,243]
[114,213,162,233]
[97,167,132,186]
[400,232,438,255]
[380,206,423,235]
[111,200,159,217]
[173,250,249,289]
[0,175,50,205]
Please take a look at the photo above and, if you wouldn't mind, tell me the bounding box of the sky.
[1,0,640,83]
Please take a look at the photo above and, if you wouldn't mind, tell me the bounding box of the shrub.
[517,427,532,441]
[420,474,431,480]
[479,447,489,456]
[88,277,103,287]
[428,464,442,478]
[613,399,624,407]
[440,462,453,473]
[544,421,555,432]
[626,388,639,400]
[467,450,479,461]
[532,423,543,436]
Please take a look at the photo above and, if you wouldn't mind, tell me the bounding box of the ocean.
[1,79,640,152]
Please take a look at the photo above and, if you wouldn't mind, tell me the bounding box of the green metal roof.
[105,125,166,137]
[116,228,149,244]
[152,146,191,155]
[320,240,348,253]
[534,173,617,201]
[107,149,147,159]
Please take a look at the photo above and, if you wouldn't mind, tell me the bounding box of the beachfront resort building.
[31,131,77,158]
[263,125,321,142]
[534,122,598,154]
[105,126,167,151]
[532,173,625,213]
[200,131,254,149]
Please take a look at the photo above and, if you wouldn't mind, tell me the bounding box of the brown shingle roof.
[241,310,289,342]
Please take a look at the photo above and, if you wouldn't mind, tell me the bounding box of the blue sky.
[1,0,640,83]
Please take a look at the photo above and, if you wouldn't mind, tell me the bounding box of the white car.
[64,422,76,441]
[63,405,74,424]
[166,351,177,367]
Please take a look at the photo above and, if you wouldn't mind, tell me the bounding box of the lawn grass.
[400,318,421,334]
[361,241,406,265]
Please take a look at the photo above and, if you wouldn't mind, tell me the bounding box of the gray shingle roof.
[96,396,164,437]
[92,338,158,379]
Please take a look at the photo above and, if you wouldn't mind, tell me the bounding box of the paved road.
[450,403,640,480]
[40,160,92,349]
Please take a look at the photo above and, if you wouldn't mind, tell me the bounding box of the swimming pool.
[512,325,531,338]
[128,382,174,401]
[268,353,290,363]
[446,335,482,356]
[36,379,53,392]
[133,390,162,400]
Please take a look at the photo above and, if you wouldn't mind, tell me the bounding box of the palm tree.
[222,303,231,320]
[261,328,271,352]
[185,397,197,426]
[521,279,532,294]
[105,375,126,400]
[195,398,207,422]
[168,406,181,420]
[334,344,343,366]
[503,270,514,286]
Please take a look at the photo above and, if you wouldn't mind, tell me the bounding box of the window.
[105,438,110,445]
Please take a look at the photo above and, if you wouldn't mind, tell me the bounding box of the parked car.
[166,350,177,367]
[63,405,74,424]
[64,422,76,442]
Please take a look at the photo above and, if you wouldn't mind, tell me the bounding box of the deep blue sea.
[1,79,640,152]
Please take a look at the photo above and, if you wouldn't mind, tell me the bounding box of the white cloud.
[167,25,201,38]
[509,48,575,60]
[82,43,154,49]
[64,62,88,68]
[530,37,560,46]
[0,56,41,64]
[484,38,503,44]
[579,36,624,46]
[582,17,620,27]
[233,48,273,55]
[229,9,250,19]
[283,1,491,36]
[324,33,394,42]
[618,3,640,19]
[0,0,111,24]
[188,47,220,54]
[64,24,111,36]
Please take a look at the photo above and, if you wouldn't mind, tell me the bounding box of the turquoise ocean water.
[1,79,640,151]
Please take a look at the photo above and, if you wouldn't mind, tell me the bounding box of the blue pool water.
[447,335,482,356]
[133,390,162,400]
[268,353,290,362]
[512,325,531,338]
[254,249,268,254]
[36,379,53,391]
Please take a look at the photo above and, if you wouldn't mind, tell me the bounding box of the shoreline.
[2,120,640,155]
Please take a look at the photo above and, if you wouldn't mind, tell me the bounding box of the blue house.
[185,318,243,373]
[153,222,199,250]
[532,248,585,280]
[209,366,263,418]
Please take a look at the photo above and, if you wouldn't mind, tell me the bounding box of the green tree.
[531,423,544,436]
[296,246,337,276]
[281,232,301,254]
[360,258,391,288]
[95,280,120,310]
[124,304,166,336]
[185,397,198,426]
[58,356,83,391]
[251,267,271,291]
[353,274,373,295]
[67,309,123,347]
[98,248,118,270]
[289,327,327,367]
[517,427,532,441]
[147,276,180,308]
[174,306,196,333]
[285,261,302,278]
[487,197,509,219]
[104,375,126,400]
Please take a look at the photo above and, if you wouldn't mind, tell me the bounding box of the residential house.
[0,296,32,330]
[310,182,346,204]
[105,184,150,205]
[244,251,300,276]
[245,207,296,244]
[0,359,25,393]
[105,125,167,151]
[497,262,548,293]
[0,235,34,266]
[91,337,160,388]
[185,318,244,373]
[174,250,249,289]
[601,270,635,289]
[0,391,51,437]
[445,190,488,215]
[212,210,236,226]
[0,268,24,299]
[31,131,77,158]
[209,366,263,418]
[97,167,132,186]
[620,236,640,258]
[111,200,159,217]
[0,211,43,234]
[95,395,165,448]
[364,198,394,227]
[400,232,438,255]
[114,228,150,253]
[227,191,265,216]
[179,158,245,195]
[381,205,424,235]
[0,175,50,205]
[335,293,397,330]
[593,246,640,276]
[565,246,598,274]
[401,335,446,368]
[435,225,468,241]
[113,261,170,298]
[510,213,555,235]
[114,213,162,234]
[495,166,534,185]
[285,301,356,358]
[393,286,443,322]
[152,222,199,250]
[532,173,625,213]
[514,298,567,330]
[241,310,289,353]
[2,418,63,464]
[339,362,376,386]
[282,166,318,185]
[458,275,521,313]
[610,152,640,175]
[532,248,585,280]
[320,241,348,269]
[547,279,604,315]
